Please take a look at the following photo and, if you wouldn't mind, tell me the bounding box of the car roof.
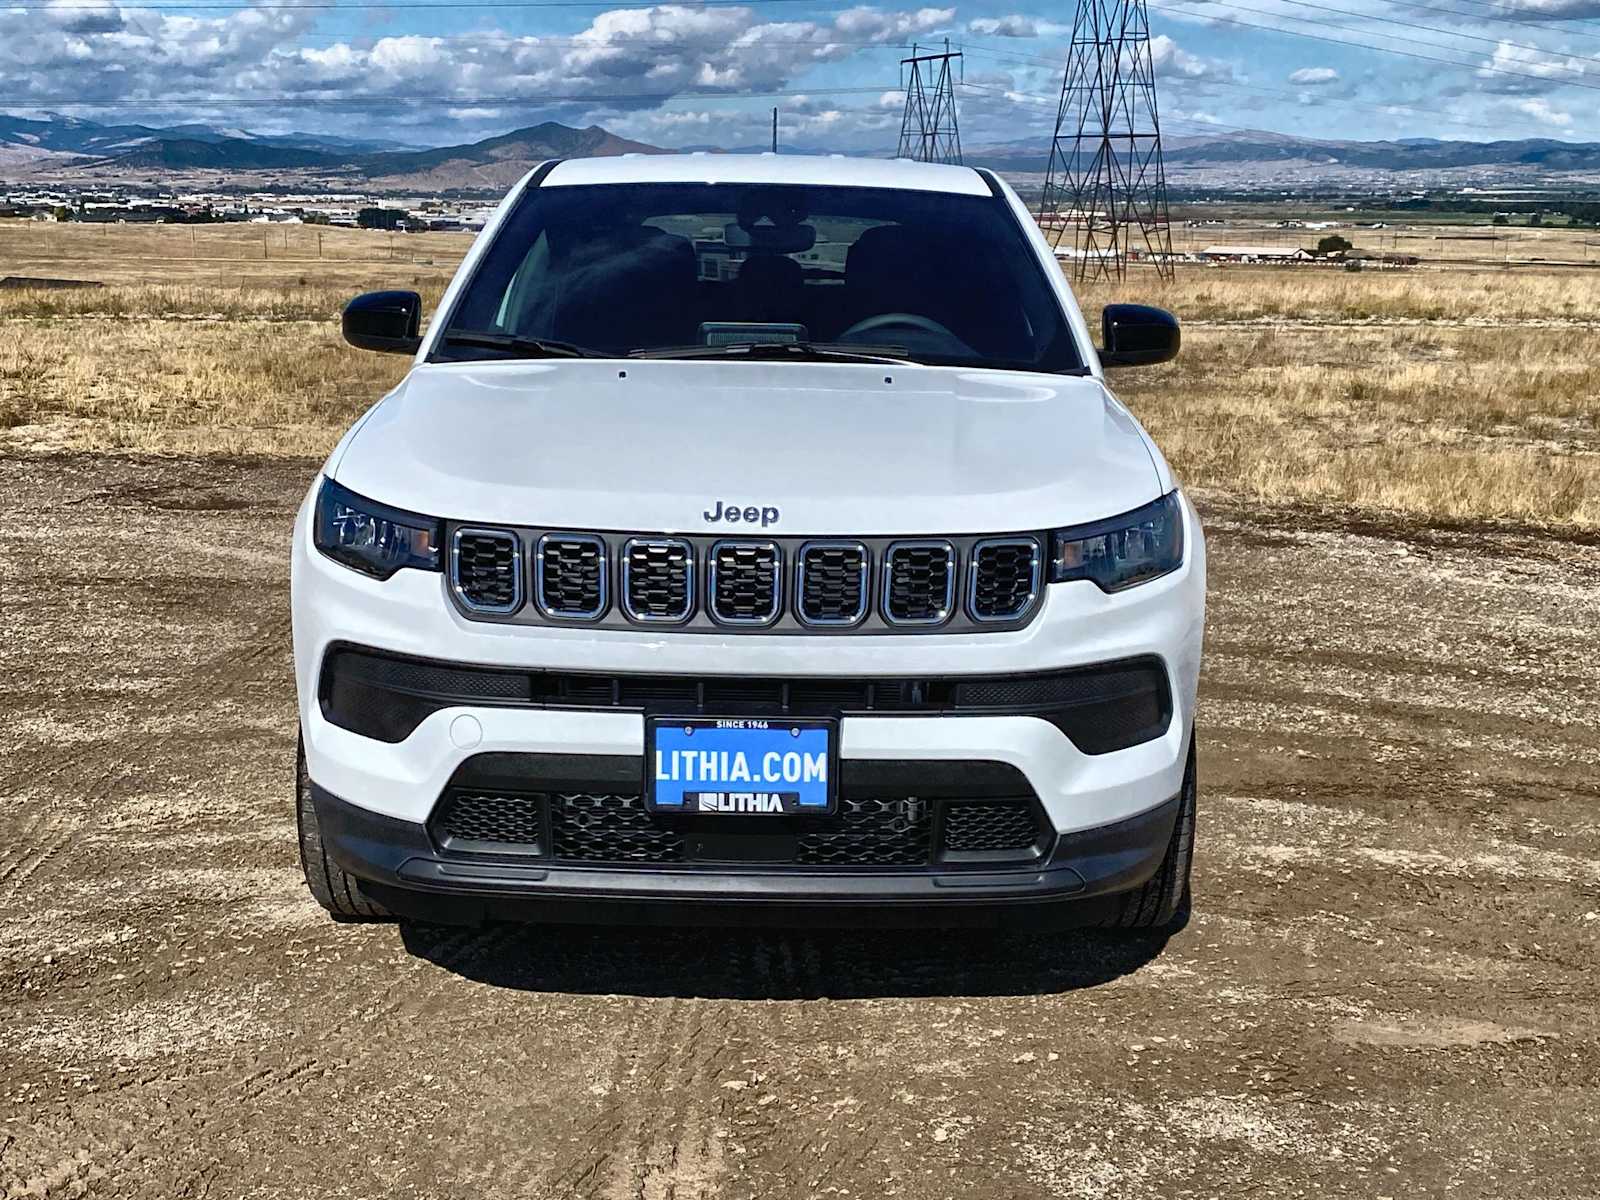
[538,153,993,196]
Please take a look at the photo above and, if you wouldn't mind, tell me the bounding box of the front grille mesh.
[453,531,519,612]
[624,540,692,621]
[427,781,1048,870]
[885,543,954,624]
[551,793,686,863]
[432,790,544,852]
[971,539,1040,621]
[941,800,1041,853]
[539,536,606,618]
[711,542,780,624]
[798,543,867,625]
[795,796,932,865]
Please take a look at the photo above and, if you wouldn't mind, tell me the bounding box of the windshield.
[433,181,1084,373]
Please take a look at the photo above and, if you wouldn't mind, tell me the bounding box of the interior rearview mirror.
[1099,303,1180,368]
[343,290,423,354]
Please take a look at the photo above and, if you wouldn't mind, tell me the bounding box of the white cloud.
[968,15,1038,37]
[1150,35,1234,82]
[1492,0,1600,16]
[1512,96,1573,127]
[0,2,955,135]
[1478,40,1596,93]
[1288,66,1339,86]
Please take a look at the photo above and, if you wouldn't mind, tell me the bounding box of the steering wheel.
[839,312,958,342]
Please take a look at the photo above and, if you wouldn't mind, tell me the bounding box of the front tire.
[1101,735,1196,932]
[296,734,391,922]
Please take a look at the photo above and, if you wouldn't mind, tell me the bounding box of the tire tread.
[296,735,391,923]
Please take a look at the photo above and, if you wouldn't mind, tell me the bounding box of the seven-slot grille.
[449,532,1053,628]
[970,538,1041,621]
[622,538,692,622]
[797,542,868,626]
[710,541,781,624]
[537,534,607,619]
[451,529,521,613]
[883,541,956,625]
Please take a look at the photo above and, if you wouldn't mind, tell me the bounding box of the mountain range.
[962,130,1600,177]
[5,112,1600,192]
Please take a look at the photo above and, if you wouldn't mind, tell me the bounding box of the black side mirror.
[343,290,422,354]
[1099,303,1180,368]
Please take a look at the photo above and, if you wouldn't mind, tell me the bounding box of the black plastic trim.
[317,642,1173,755]
[309,777,1180,927]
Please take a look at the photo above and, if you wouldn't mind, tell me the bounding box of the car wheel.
[1101,734,1196,932]
[296,733,391,922]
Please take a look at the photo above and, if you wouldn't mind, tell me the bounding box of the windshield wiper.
[442,330,597,359]
[629,341,910,365]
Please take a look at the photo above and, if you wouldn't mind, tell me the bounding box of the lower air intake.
[551,793,686,863]
[940,800,1042,854]
[431,790,544,853]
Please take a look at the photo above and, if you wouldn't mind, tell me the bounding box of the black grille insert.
[537,534,607,619]
[710,541,781,625]
[795,796,932,865]
[941,800,1042,855]
[551,793,685,863]
[451,529,521,613]
[432,790,545,853]
[884,541,955,625]
[970,538,1040,621]
[622,538,692,623]
[798,542,868,626]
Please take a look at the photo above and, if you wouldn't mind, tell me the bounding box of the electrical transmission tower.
[896,40,963,164]
[1038,0,1174,282]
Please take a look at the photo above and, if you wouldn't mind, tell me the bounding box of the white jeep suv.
[291,154,1205,930]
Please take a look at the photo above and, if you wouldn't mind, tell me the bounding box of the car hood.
[333,360,1163,536]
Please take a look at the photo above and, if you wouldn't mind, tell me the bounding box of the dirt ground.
[1,452,1597,1199]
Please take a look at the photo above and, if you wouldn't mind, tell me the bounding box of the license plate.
[647,717,836,814]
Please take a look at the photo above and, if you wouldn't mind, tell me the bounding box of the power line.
[1151,0,1600,95]
[1213,0,1600,78]
[959,39,1584,140]
[1419,0,1600,39]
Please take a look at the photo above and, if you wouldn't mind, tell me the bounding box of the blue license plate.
[648,717,836,814]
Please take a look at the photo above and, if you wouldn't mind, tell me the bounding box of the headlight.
[313,477,441,579]
[1048,491,1184,593]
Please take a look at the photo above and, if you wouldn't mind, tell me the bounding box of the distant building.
[357,207,406,231]
[1199,245,1314,263]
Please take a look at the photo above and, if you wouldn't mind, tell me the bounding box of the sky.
[5,0,1600,150]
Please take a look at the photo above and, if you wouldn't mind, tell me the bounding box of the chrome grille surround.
[620,537,694,624]
[449,527,523,615]
[882,540,957,627]
[443,528,1050,633]
[535,533,608,621]
[708,540,782,626]
[968,536,1042,623]
[795,540,870,627]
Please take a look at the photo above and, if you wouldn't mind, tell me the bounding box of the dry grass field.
[2,221,1596,529]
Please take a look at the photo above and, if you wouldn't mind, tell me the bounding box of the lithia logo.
[703,500,780,528]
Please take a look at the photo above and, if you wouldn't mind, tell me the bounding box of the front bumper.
[313,778,1181,928]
